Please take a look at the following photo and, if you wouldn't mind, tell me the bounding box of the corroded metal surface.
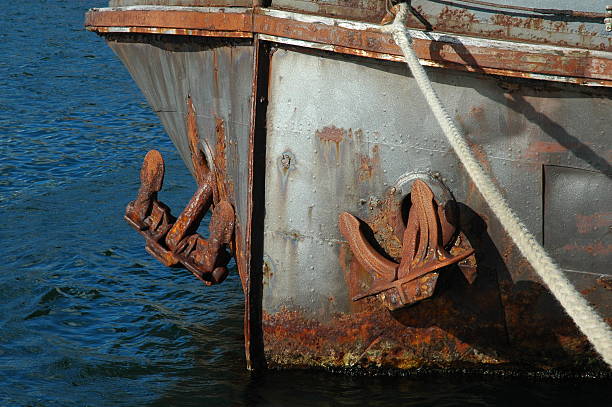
[252,9,612,85]
[271,0,610,51]
[125,150,171,234]
[85,7,253,33]
[105,35,256,363]
[272,0,387,22]
[433,0,606,19]
[109,0,252,6]
[124,96,238,284]
[186,96,210,186]
[85,7,612,87]
[262,297,604,370]
[261,47,611,370]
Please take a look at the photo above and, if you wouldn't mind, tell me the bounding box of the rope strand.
[382,3,612,368]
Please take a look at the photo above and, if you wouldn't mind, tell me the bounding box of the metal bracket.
[125,150,235,285]
[339,179,475,310]
[606,6,612,32]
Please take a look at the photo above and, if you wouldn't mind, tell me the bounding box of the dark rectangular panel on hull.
[544,165,611,274]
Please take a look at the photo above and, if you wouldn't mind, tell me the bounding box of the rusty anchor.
[339,179,475,310]
[125,149,235,285]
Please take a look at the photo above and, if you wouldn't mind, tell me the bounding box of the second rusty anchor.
[339,179,475,311]
[125,149,235,285]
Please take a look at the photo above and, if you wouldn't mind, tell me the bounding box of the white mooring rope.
[382,3,612,368]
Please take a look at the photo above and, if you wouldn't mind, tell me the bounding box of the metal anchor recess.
[339,179,475,311]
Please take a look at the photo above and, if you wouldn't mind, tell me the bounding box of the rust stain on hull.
[562,243,612,256]
[316,125,346,143]
[263,277,608,371]
[262,302,504,370]
[358,147,378,182]
[186,96,210,186]
[405,5,609,52]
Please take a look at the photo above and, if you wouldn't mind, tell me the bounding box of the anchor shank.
[165,183,214,251]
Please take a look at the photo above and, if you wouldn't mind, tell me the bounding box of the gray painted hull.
[90,3,612,372]
[261,47,611,371]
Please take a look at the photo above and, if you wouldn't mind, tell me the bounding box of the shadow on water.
[150,351,611,406]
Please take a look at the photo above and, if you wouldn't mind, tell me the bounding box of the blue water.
[0,1,609,406]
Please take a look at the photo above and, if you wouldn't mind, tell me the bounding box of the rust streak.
[186,96,209,186]
[93,26,253,38]
[214,117,228,202]
[358,153,376,181]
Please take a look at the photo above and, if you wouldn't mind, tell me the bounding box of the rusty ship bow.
[86,1,612,373]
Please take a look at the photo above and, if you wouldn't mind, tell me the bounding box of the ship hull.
[87,2,612,373]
